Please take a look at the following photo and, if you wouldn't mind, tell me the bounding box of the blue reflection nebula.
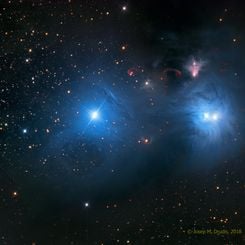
[184,78,235,143]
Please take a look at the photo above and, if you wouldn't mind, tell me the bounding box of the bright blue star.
[194,104,224,139]
[203,111,220,122]
[23,129,27,134]
[90,110,99,120]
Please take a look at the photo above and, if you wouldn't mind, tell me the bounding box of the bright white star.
[203,112,220,122]
[90,110,99,120]
[212,113,219,121]
[203,112,210,120]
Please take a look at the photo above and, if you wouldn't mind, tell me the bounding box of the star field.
[0,0,245,244]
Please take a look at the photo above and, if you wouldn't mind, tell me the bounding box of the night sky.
[0,0,245,244]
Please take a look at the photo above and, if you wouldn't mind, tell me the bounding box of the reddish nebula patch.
[127,68,137,76]
[186,59,205,78]
[161,68,182,81]
[127,66,144,77]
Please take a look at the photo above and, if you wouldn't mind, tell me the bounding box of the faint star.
[122,6,127,11]
[12,191,18,197]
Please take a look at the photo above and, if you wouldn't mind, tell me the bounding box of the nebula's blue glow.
[190,86,232,141]
[172,76,237,154]
[163,76,240,166]
[75,87,135,143]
